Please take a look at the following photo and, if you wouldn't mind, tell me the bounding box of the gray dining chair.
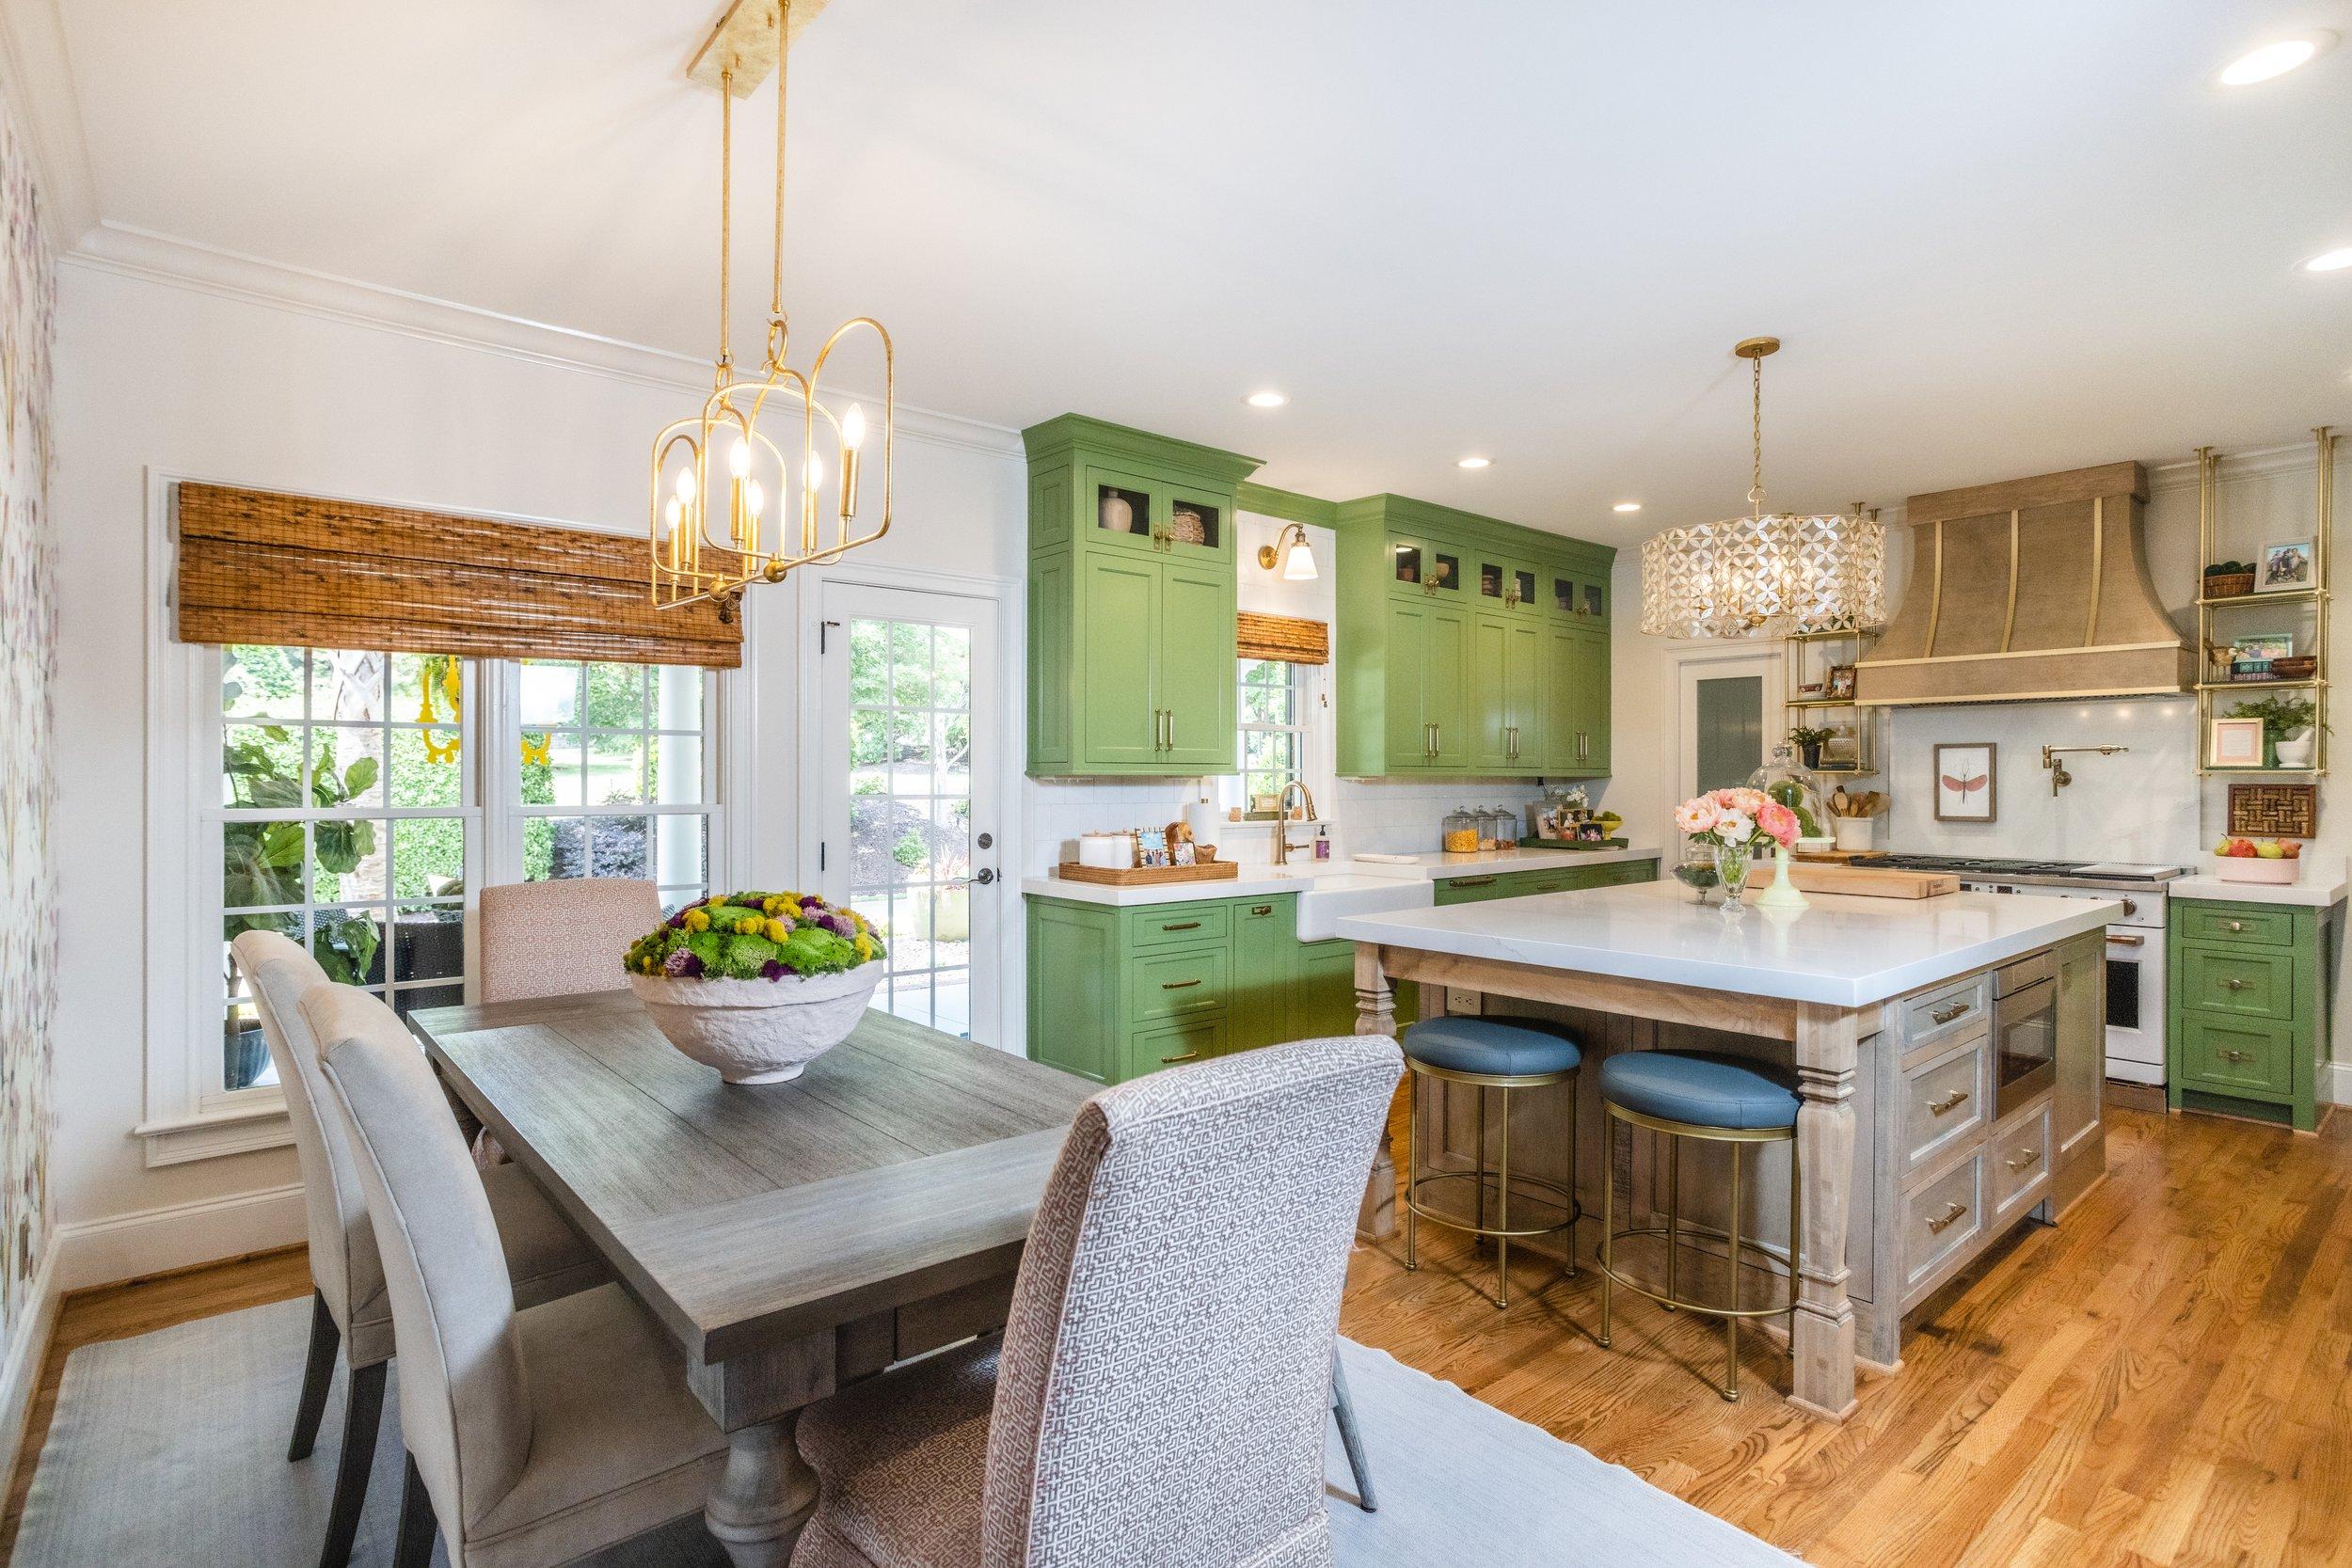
[304,983,733,1568]
[230,932,609,1568]
[787,1032,1404,1568]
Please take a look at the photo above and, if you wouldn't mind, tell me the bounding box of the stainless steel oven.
[1992,950,2058,1118]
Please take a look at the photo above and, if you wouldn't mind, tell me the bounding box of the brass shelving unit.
[2194,427,2335,777]
[1783,626,1880,776]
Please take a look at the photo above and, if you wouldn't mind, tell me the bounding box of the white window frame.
[139,470,753,1165]
[1223,656,1332,821]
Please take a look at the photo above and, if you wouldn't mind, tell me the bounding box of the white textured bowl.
[2215,857,2298,884]
[628,967,882,1084]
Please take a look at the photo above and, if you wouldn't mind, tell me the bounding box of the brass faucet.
[2041,743,2127,796]
[1272,778,1320,865]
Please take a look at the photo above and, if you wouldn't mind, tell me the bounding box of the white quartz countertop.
[1333,879,2122,1008]
[1021,867,1403,909]
[1346,846,1662,879]
[2169,870,2348,907]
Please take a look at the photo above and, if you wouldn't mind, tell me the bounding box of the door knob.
[972,868,996,885]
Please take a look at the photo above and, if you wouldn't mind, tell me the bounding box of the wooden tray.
[1786,863,1959,899]
[1054,860,1241,886]
[1518,836,1629,851]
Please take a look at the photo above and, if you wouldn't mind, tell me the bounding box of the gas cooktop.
[1853,854,2185,883]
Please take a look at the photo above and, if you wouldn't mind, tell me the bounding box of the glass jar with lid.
[1745,744,1829,848]
[1487,805,1518,851]
[1442,808,1480,855]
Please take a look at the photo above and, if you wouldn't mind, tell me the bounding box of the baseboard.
[51,1181,306,1296]
[0,1240,64,1497]
[2324,1060,2352,1108]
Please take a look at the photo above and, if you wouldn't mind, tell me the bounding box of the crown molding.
[0,0,100,248]
[63,221,1024,459]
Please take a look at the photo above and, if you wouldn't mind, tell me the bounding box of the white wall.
[48,256,1027,1282]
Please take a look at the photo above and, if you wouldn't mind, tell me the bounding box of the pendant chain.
[716,68,735,383]
[770,0,791,356]
[1748,351,1765,518]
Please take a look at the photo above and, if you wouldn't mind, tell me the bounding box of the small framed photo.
[1134,827,1168,867]
[2209,717,2266,769]
[1932,743,1997,822]
[1171,839,1197,867]
[2259,540,2314,593]
[1826,663,1857,700]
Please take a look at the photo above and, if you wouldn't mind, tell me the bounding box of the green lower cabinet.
[2167,898,2333,1132]
[1230,896,1297,1051]
[1432,859,1658,907]
[1026,898,1122,1084]
[1123,1017,1227,1080]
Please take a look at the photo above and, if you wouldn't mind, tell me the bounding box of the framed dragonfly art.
[1933,742,1997,823]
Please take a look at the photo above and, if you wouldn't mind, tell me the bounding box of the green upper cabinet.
[1336,494,1614,778]
[1026,416,1259,776]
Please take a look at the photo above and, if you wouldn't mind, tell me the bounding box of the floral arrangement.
[626,892,884,983]
[1674,787,1801,854]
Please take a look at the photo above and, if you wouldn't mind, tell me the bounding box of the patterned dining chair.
[230,932,609,1568]
[787,1033,1405,1568]
[305,984,733,1568]
[477,878,661,1005]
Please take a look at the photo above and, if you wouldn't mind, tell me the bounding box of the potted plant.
[1671,787,1800,912]
[2227,693,2322,768]
[1788,724,1836,770]
[623,892,888,1084]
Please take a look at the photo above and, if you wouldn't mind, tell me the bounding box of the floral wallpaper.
[0,83,56,1343]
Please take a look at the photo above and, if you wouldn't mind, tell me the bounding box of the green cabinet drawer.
[1433,873,1517,906]
[1127,943,1229,1022]
[2180,945,2296,1021]
[2178,902,2296,949]
[1122,1016,1228,1079]
[2176,1014,2295,1098]
[1126,903,1231,950]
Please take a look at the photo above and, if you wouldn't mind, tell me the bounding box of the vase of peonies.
[622,892,888,1084]
[1672,787,1801,913]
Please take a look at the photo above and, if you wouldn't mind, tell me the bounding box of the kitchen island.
[1336,880,2118,1419]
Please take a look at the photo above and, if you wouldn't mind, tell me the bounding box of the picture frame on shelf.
[1826,663,1856,700]
[1932,742,1996,822]
[2258,539,2314,593]
[2225,632,2295,682]
[2208,717,2267,769]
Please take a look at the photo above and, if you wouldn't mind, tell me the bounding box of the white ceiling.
[37,0,2352,542]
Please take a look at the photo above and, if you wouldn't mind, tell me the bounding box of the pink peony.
[1674,799,1720,835]
[1757,800,1799,847]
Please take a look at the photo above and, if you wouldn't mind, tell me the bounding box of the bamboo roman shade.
[175,483,740,668]
[1236,611,1328,665]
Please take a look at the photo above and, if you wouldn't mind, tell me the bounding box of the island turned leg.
[1789,1002,1861,1421]
[1355,943,1400,1242]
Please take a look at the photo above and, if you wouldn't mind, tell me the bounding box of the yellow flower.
[774,900,803,924]
[853,933,876,961]
[735,915,762,936]
[762,896,786,916]
[845,909,868,932]
[765,919,790,943]
[683,909,710,932]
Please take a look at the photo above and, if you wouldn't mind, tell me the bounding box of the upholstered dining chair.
[787,1032,1405,1568]
[304,984,733,1568]
[230,931,610,1568]
[477,878,662,1005]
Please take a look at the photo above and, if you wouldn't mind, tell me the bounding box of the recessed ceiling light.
[2219,32,2334,86]
[1612,501,1642,514]
[1245,390,1288,408]
[2303,245,2352,273]
[1456,456,1491,469]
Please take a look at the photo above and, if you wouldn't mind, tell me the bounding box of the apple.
[2256,841,2285,860]
[2226,840,2259,858]
[2283,841,2304,859]
[2215,838,2235,855]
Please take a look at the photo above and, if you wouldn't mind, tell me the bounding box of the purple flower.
[667,911,688,928]
[760,958,787,980]
[664,949,704,977]
[822,911,856,938]
[800,893,826,909]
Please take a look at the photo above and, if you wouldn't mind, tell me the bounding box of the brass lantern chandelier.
[650,0,893,620]
[1639,338,1883,640]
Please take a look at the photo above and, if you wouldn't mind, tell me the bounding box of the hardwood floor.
[4,1104,2346,1567]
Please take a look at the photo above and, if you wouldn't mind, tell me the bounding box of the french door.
[815,580,1003,1043]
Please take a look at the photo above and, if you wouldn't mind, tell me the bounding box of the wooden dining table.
[408,989,1093,1568]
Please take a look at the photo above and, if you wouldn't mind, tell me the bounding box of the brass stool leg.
[1403,1068,1419,1272]
[1663,1130,1680,1311]
[1494,1086,1513,1309]
[1474,1086,1489,1240]
[1787,1131,1802,1357]
[1723,1139,1743,1402]
[1598,1116,1614,1348]
[1565,1071,1580,1277]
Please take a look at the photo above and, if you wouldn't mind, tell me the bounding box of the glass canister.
[1745,743,1829,847]
[1442,808,1480,855]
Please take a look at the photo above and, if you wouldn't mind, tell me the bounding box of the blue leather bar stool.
[1400,1015,1582,1308]
[1597,1049,1801,1402]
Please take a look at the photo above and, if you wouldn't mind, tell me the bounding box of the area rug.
[12,1298,1804,1566]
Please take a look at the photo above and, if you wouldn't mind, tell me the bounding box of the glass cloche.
[1746,744,1830,847]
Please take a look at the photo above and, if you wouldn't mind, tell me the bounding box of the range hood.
[1856,461,2192,706]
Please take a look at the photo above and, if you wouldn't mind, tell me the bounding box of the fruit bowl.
[2216,857,2298,884]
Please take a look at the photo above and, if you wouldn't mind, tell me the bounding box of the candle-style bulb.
[745,480,765,517]
[664,497,683,530]
[807,454,826,491]
[675,467,697,504]
[841,404,866,451]
[729,438,752,478]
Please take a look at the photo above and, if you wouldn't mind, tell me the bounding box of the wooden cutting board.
[1785,863,1960,899]
[1054,860,1241,886]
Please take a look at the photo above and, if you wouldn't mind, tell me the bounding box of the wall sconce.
[1256,522,1319,581]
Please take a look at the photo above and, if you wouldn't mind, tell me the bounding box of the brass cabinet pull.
[1161,921,1201,931]
[1161,978,1203,990]
[2222,977,2248,991]
[1929,1088,1969,1116]
[1451,876,1499,888]
[2004,1148,2042,1172]
[1432,722,1442,755]
[1931,1001,1969,1024]
[2107,932,2145,947]
[1160,1051,1201,1064]
[1926,1201,1970,1234]
[2220,1048,2254,1063]
[1248,904,1274,916]
[1166,709,1176,750]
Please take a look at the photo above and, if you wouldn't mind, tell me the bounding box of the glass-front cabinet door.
[1551,569,1608,621]
[1476,551,1539,614]
[1084,466,1230,562]
[1389,534,1462,599]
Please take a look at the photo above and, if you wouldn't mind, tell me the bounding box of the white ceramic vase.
[628,967,882,1085]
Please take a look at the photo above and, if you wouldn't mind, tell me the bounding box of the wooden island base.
[1349,929,2107,1420]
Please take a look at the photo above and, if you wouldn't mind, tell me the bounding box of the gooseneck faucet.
[1272,778,1320,864]
[2041,743,2128,796]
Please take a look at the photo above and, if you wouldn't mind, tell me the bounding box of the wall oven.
[1992,950,2058,1119]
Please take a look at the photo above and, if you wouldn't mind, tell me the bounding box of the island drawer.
[2179,946,2295,1022]
[1990,1101,2052,1221]
[1900,1150,1986,1301]
[2176,1014,2294,1098]
[1901,974,1989,1052]
[2177,902,2296,949]
[1126,944,1230,1022]
[1126,904,1232,950]
[1900,1036,1988,1175]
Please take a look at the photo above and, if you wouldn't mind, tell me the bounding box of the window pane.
[310,907,388,989]
[530,816,588,880]
[590,816,651,879]
[889,623,932,708]
[311,649,387,724]
[223,993,274,1091]
[392,983,465,1021]
[310,725,386,808]
[392,818,466,899]
[1242,681,1293,725]
[224,819,305,909]
[392,904,467,983]
[851,797,903,886]
[588,733,646,806]
[651,735,705,805]
[936,713,971,797]
[311,817,388,905]
[223,645,304,721]
[223,724,303,808]
[932,799,971,880]
[934,628,970,710]
[652,815,707,888]
[584,662,648,729]
[389,726,463,809]
[850,621,888,705]
[652,666,705,730]
[532,731,585,806]
[519,661,580,727]
[890,712,931,776]
[519,731,563,805]
[391,654,463,727]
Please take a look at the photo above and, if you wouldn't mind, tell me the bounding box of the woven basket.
[2205,571,2254,599]
[2271,655,2317,681]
